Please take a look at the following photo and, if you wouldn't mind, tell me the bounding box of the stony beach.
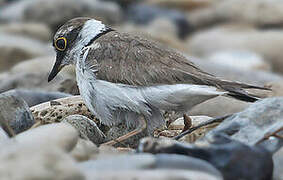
[0,0,283,179]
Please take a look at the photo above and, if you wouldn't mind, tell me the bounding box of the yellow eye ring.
[55,37,67,51]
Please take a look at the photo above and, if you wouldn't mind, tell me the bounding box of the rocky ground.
[0,0,283,179]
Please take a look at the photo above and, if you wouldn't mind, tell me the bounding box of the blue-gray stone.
[0,92,34,134]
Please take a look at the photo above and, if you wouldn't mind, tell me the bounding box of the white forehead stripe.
[79,19,107,46]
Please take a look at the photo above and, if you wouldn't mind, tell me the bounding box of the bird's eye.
[55,37,67,51]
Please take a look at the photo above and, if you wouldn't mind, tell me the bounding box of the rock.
[0,127,8,141]
[1,0,122,29]
[5,56,78,95]
[206,97,283,146]
[126,4,193,39]
[138,137,273,180]
[0,33,53,72]
[79,154,222,179]
[0,0,35,22]
[169,115,213,130]
[187,25,283,73]
[85,170,221,180]
[0,22,52,42]
[0,72,77,95]
[145,0,214,11]
[168,115,216,143]
[190,55,283,86]
[0,143,84,180]
[105,123,147,148]
[116,20,187,53]
[189,96,249,117]
[188,0,283,28]
[30,96,94,126]
[10,56,74,77]
[0,92,34,134]
[23,0,123,32]
[4,89,71,107]
[265,81,283,97]
[273,147,283,180]
[15,123,79,152]
[70,138,99,161]
[79,154,155,171]
[62,115,105,145]
[94,145,133,159]
[207,50,271,72]
[57,79,80,95]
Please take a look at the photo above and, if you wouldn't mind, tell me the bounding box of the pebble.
[0,22,52,42]
[273,146,283,180]
[0,92,34,134]
[84,169,221,180]
[4,89,71,107]
[62,115,105,145]
[23,0,123,31]
[79,154,222,179]
[0,33,52,71]
[126,4,192,39]
[207,50,271,72]
[188,0,283,28]
[187,25,283,73]
[14,123,79,152]
[139,137,273,180]
[70,138,99,162]
[206,97,283,146]
[0,127,8,141]
[0,143,84,180]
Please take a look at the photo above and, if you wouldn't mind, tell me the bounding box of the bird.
[48,17,270,145]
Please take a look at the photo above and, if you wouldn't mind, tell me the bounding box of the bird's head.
[48,17,111,82]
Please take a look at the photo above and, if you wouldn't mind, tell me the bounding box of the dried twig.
[182,114,192,133]
[256,126,283,145]
[173,114,232,140]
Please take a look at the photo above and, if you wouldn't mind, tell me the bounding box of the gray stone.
[79,154,222,179]
[116,21,186,54]
[187,25,283,73]
[0,33,53,72]
[273,147,283,180]
[0,72,77,95]
[15,123,79,152]
[0,92,34,134]
[188,0,283,28]
[190,96,249,117]
[79,154,155,171]
[126,4,192,39]
[0,0,36,22]
[0,127,8,141]
[10,56,75,77]
[84,169,221,180]
[189,55,283,87]
[22,0,123,31]
[93,145,133,160]
[62,115,105,145]
[207,50,271,72]
[138,137,272,180]
[206,97,283,146]
[4,89,71,107]
[70,138,99,162]
[0,22,52,42]
[0,143,84,180]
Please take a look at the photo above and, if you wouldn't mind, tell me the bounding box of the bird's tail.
[215,79,271,103]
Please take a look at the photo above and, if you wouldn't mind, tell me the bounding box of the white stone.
[14,123,79,152]
[207,50,271,71]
